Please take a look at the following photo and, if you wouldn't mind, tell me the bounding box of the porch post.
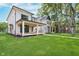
[42,25,45,34]
[37,24,39,35]
[22,21,24,36]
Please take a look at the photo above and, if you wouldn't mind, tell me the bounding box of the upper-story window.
[21,14,28,20]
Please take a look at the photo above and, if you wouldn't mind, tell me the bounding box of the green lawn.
[51,33,79,38]
[1,33,79,56]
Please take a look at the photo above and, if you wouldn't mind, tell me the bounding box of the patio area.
[16,20,46,36]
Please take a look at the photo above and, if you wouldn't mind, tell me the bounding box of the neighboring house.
[7,6,51,36]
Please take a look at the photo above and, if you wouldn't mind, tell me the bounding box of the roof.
[32,17,37,19]
[16,19,46,25]
[13,6,34,15]
[6,6,34,21]
[38,15,51,20]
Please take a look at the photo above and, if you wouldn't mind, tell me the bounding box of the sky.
[0,3,41,22]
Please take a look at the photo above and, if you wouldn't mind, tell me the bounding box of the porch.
[16,20,46,36]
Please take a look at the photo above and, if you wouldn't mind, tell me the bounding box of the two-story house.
[7,6,51,36]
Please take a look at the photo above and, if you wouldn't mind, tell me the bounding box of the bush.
[0,22,7,32]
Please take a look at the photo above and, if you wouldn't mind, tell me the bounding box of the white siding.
[15,11,21,35]
[37,19,50,33]
[7,7,33,35]
[16,11,21,21]
[16,9,32,21]
[8,9,16,35]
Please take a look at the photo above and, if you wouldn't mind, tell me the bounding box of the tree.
[37,3,63,33]
[37,3,76,34]
[64,4,76,34]
[0,22,7,32]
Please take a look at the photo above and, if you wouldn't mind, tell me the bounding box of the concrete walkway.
[44,34,79,39]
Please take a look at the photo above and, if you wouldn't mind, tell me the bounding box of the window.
[31,27,33,32]
[24,25,29,33]
[47,21,50,24]
[20,25,29,33]
[9,24,13,32]
[21,14,28,20]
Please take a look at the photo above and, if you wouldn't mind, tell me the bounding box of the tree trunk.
[70,4,76,34]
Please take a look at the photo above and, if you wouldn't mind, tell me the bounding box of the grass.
[1,33,79,56]
[51,33,79,38]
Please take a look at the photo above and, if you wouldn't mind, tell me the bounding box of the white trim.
[22,21,24,36]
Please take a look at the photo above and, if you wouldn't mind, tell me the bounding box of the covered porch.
[16,20,46,36]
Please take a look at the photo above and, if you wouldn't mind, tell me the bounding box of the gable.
[13,6,33,15]
[7,7,15,21]
[7,6,33,21]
